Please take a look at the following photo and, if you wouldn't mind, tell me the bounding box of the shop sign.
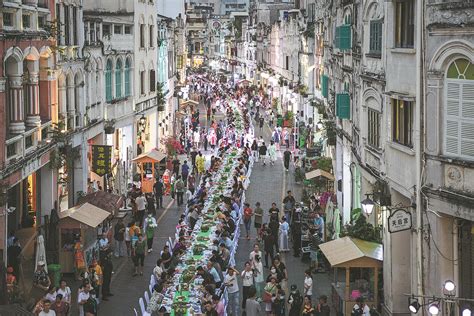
[91,145,112,177]
[388,209,412,233]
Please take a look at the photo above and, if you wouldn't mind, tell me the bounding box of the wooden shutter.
[336,93,351,119]
[339,25,351,50]
[321,74,329,98]
[334,26,341,49]
[445,81,474,158]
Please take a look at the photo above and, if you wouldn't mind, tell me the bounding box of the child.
[258,223,267,243]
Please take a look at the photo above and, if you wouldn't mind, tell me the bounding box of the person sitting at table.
[172,237,186,253]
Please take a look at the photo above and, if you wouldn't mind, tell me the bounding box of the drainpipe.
[414,0,425,306]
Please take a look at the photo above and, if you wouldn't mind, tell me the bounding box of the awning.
[237,79,251,85]
[59,202,111,228]
[305,169,335,181]
[77,191,123,216]
[132,148,166,163]
[319,237,383,268]
[179,99,199,108]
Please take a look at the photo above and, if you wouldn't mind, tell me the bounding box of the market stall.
[77,190,123,216]
[58,203,111,274]
[319,237,383,315]
[132,149,166,193]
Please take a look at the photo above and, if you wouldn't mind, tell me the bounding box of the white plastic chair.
[168,236,175,248]
[144,291,150,305]
[133,307,138,316]
[150,274,156,288]
[149,283,154,294]
[139,297,146,315]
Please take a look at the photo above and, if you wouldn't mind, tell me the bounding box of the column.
[25,72,41,127]
[67,82,75,130]
[8,75,25,134]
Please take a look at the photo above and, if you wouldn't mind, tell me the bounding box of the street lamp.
[361,195,375,216]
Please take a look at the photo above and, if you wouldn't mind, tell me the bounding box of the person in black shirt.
[153,179,164,209]
[268,217,280,253]
[283,149,291,171]
[172,156,180,176]
[263,228,275,268]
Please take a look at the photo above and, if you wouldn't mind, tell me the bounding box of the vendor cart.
[319,237,383,315]
[132,149,167,193]
[57,203,111,274]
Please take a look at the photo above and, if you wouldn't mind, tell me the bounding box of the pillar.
[40,164,54,218]
[25,72,41,127]
[8,75,25,134]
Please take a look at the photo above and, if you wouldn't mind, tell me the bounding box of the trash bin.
[48,264,62,288]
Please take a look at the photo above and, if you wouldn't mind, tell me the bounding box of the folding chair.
[139,297,146,315]
[144,291,150,305]
[133,308,138,316]
[150,274,156,288]
[149,283,154,294]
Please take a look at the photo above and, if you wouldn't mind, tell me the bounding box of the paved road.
[95,114,335,315]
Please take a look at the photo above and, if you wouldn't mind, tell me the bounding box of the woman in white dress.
[278,217,290,252]
[268,141,277,166]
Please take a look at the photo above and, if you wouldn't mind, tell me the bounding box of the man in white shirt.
[249,244,262,265]
[224,267,240,316]
[39,300,56,316]
[135,191,147,226]
[77,283,91,316]
[353,297,371,316]
[98,233,109,251]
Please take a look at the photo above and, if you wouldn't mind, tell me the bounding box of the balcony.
[22,0,37,5]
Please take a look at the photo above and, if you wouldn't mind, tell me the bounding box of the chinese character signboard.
[388,209,412,233]
[91,145,112,177]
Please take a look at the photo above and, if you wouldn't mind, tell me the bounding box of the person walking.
[263,276,278,316]
[259,142,268,165]
[263,228,275,268]
[144,213,157,253]
[303,270,313,300]
[181,160,190,185]
[315,295,331,316]
[288,285,303,316]
[282,190,296,225]
[251,140,259,162]
[223,267,240,316]
[279,217,290,252]
[135,191,147,226]
[101,252,113,301]
[268,141,277,166]
[269,217,280,253]
[241,262,255,311]
[252,255,264,300]
[175,176,185,206]
[253,202,263,240]
[172,155,180,176]
[132,234,146,276]
[283,148,291,172]
[113,219,125,258]
[245,286,261,316]
[243,203,253,240]
[153,178,164,209]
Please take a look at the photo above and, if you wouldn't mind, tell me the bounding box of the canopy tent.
[319,236,382,267]
[132,148,166,164]
[237,79,252,86]
[179,99,199,110]
[77,191,123,216]
[305,169,335,181]
[58,202,110,228]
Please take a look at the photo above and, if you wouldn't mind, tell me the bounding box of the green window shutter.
[334,26,341,48]
[339,24,351,50]
[336,93,351,119]
[321,75,329,98]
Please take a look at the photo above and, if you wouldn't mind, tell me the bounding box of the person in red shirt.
[243,203,253,240]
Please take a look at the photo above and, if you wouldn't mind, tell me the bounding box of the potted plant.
[283,111,294,127]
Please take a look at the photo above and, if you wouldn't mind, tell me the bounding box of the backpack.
[352,305,364,316]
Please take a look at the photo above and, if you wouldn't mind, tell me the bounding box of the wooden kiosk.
[319,237,383,315]
[58,203,111,273]
[132,149,166,193]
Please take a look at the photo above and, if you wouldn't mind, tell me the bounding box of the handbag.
[263,285,275,303]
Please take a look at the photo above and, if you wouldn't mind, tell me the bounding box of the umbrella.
[35,235,47,273]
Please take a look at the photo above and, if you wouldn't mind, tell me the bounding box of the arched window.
[445,58,474,159]
[105,59,112,102]
[115,59,122,98]
[125,58,131,96]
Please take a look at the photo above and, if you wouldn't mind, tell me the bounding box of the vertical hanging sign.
[91,145,112,176]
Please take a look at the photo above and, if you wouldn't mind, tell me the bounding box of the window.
[25,135,33,149]
[105,59,113,102]
[124,25,132,34]
[38,15,46,29]
[149,70,156,92]
[114,25,122,34]
[73,6,78,45]
[64,6,70,44]
[23,14,31,28]
[392,99,413,147]
[103,24,111,37]
[459,221,474,309]
[335,24,352,50]
[56,3,61,43]
[336,93,351,119]
[140,24,145,47]
[115,60,123,98]
[140,71,145,95]
[395,0,414,48]
[445,58,474,159]
[308,3,315,22]
[368,109,381,148]
[125,59,131,96]
[149,25,154,47]
[285,56,289,70]
[369,20,382,56]
[3,12,13,27]
[7,143,17,158]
